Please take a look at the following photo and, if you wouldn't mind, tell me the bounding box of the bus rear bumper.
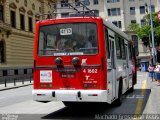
[32,90,109,103]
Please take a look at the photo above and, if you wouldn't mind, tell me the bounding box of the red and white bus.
[32,16,137,106]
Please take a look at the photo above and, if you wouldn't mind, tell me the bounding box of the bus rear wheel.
[114,81,123,106]
[128,86,134,93]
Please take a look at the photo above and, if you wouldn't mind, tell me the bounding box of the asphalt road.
[0,72,151,120]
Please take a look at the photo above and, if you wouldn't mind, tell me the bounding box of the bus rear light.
[37,94,45,96]
[55,57,63,66]
[88,94,98,96]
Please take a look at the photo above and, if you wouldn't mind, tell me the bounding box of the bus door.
[107,29,116,100]
[124,43,129,90]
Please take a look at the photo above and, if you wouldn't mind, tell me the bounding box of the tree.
[128,12,160,47]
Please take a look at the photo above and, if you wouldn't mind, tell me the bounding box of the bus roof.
[103,19,129,40]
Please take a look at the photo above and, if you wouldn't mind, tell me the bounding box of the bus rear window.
[38,23,98,56]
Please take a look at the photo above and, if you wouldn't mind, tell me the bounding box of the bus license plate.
[61,73,75,78]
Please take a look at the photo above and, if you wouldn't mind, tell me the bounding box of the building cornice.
[11,29,34,38]
[19,6,26,13]
[9,2,17,9]
[27,10,33,16]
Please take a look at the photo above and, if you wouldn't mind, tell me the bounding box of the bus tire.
[63,102,76,107]
[128,86,134,93]
[114,80,123,106]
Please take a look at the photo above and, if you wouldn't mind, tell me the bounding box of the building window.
[24,0,27,7]
[107,0,120,3]
[141,19,145,26]
[118,21,122,28]
[0,5,4,21]
[131,20,136,23]
[108,9,111,16]
[75,0,80,6]
[84,0,90,6]
[32,3,35,10]
[151,5,155,12]
[112,21,122,28]
[132,35,138,56]
[140,6,145,14]
[28,17,33,32]
[20,14,25,30]
[39,7,42,13]
[130,7,135,15]
[0,40,5,63]
[111,8,117,16]
[108,8,120,16]
[11,11,16,28]
[61,0,69,7]
[93,0,98,5]
[61,13,69,18]
[94,10,99,16]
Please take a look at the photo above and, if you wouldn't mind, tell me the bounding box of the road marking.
[122,95,144,99]
[134,80,147,120]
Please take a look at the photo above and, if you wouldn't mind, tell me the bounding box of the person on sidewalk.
[154,63,160,86]
[148,64,154,81]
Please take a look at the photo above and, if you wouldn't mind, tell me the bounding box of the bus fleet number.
[83,69,98,74]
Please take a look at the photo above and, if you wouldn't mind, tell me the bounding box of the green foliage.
[128,12,160,47]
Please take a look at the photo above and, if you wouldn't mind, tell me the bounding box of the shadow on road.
[41,89,151,120]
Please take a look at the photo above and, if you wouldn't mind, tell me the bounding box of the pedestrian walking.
[148,64,154,81]
[154,63,160,86]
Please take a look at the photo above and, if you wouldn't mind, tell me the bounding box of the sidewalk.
[0,80,33,91]
[142,71,160,114]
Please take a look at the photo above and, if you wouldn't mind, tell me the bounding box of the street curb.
[0,83,33,91]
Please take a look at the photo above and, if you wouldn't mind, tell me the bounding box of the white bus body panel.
[105,21,133,102]
[32,90,112,103]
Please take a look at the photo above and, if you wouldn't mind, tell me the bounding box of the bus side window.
[38,32,45,55]
[121,38,126,59]
[104,27,110,59]
[115,35,122,59]
[125,43,129,67]
[129,44,133,60]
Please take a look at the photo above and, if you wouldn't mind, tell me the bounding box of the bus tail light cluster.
[55,57,63,66]
[37,94,45,96]
[88,94,98,96]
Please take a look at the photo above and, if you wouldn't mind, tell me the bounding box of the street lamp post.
[149,0,156,65]
[145,0,156,65]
